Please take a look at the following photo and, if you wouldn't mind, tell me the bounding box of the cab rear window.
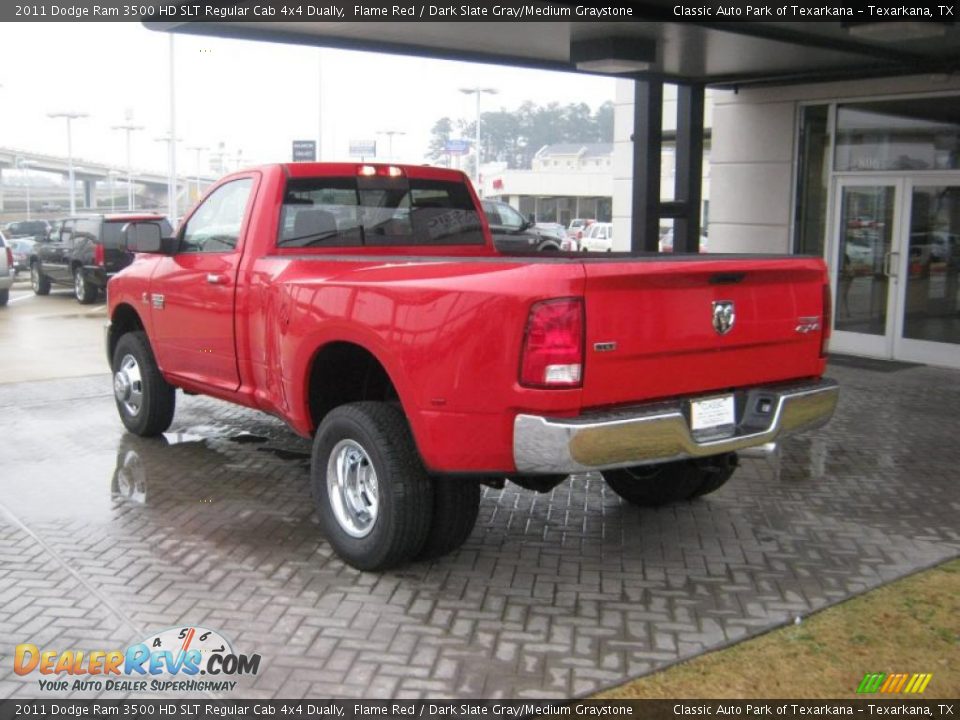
[277,177,484,248]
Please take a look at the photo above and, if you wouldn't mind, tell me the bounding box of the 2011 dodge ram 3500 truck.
[107,163,838,570]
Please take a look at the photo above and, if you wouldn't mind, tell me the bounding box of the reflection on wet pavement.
[1,363,959,699]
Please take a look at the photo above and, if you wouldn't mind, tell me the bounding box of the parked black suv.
[482,200,562,253]
[30,214,172,304]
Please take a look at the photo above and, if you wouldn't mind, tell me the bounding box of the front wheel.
[74,268,97,304]
[603,453,738,507]
[31,263,50,295]
[312,402,432,571]
[0,289,8,307]
[112,331,176,437]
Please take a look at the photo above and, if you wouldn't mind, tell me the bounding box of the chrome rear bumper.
[513,378,839,474]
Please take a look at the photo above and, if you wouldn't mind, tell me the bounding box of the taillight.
[519,298,584,388]
[821,282,832,358]
[4,247,12,268]
[94,243,105,266]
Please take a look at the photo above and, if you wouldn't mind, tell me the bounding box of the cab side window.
[499,204,525,231]
[181,179,253,254]
[73,219,99,246]
[60,220,75,246]
[482,203,503,226]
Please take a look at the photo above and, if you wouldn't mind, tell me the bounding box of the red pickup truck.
[107,163,838,570]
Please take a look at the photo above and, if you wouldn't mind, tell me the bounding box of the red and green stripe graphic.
[857,673,933,694]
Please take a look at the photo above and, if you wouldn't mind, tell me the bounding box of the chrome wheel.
[31,265,40,291]
[114,353,144,417]
[326,439,379,538]
[74,270,85,300]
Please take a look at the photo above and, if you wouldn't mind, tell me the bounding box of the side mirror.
[122,222,164,253]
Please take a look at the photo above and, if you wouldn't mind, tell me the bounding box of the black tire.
[418,477,480,560]
[312,402,432,571]
[111,331,176,437]
[603,453,738,507]
[31,262,50,295]
[0,289,8,307]
[688,453,738,499]
[74,268,97,304]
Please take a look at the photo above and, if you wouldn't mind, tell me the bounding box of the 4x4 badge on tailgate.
[712,300,735,335]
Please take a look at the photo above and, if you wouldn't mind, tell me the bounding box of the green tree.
[594,101,614,142]
[426,117,453,165]
[431,100,614,170]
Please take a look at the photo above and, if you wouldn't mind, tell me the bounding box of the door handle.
[206,273,229,285]
[883,252,899,279]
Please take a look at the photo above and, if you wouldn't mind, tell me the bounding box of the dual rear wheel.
[602,453,738,507]
[311,403,480,571]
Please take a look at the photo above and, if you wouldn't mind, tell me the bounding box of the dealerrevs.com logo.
[14,626,260,693]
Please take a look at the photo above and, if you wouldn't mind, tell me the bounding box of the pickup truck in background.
[108,163,838,571]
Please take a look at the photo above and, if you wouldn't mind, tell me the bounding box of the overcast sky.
[0,23,615,177]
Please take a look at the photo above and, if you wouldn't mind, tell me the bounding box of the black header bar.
[3,0,958,22]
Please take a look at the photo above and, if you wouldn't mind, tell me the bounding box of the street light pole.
[111,111,144,211]
[154,134,183,217]
[458,87,497,191]
[167,34,178,222]
[375,130,406,161]
[317,50,323,162]
[47,111,88,216]
[107,170,121,213]
[186,145,209,199]
[18,159,36,220]
[210,142,228,176]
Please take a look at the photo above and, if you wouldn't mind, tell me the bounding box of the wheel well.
[308,342,399,430]
[108,304,145,361]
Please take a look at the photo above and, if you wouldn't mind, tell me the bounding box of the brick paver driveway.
[1,361,958,699]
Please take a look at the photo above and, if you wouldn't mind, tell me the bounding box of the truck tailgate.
[580,256,828,409]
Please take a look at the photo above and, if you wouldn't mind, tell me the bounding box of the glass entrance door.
[830,179,902,359]
[895,181,960,367]
[829,177,960,368]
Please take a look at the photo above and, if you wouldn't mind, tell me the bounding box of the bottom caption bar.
[0,700,955,720]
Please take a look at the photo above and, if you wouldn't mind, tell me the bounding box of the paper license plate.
[690,395,735,431]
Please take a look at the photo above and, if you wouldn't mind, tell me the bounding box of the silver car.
[0,231,14,306]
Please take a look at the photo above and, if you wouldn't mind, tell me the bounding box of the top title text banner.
[6,0,958,22]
